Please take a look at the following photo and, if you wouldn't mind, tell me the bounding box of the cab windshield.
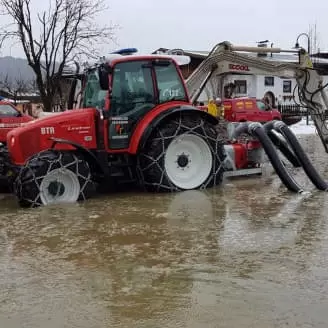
[83,69,107,109]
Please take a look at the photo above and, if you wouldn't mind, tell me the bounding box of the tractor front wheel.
[14,150,96,207]
[137,113,225,192]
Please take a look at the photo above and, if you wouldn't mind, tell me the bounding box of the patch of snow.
[289,118,316,135]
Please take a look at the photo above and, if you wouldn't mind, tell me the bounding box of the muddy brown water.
[1,134,328,327]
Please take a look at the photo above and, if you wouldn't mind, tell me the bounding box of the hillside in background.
[0,56,34,82]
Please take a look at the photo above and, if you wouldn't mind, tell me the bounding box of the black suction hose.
[272,120,328,191]
[247,122,303,193]
[230,122,249,140]
[269,130,301,167]
[230,122,303,193]
[263,121,301,168]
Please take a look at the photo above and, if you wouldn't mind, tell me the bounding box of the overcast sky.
[108,0,326,53]
[1,0,327,58]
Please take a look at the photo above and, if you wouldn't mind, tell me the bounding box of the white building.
[202,52,328,108]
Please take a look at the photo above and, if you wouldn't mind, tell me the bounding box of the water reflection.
[1,194,198,324]
[0,147,328,327]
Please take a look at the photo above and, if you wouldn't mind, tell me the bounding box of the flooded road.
[1,134,328,327]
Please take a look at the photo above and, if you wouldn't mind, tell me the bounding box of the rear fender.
[131,105,219,154]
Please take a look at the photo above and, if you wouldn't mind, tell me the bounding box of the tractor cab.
[82,54,190,149]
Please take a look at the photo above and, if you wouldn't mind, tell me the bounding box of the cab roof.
[105,54,191,67]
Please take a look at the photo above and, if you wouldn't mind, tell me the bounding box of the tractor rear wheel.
[137,113,225,192]
[14,150,96,208]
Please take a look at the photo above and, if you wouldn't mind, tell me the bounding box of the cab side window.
[155,63,187,103]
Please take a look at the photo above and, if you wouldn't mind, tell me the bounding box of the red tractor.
[4,42,323,207]
[4,49,227,207]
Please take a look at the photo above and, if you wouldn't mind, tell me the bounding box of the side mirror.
[98,64,110,90]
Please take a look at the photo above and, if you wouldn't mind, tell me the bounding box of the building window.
[264,76,274,86]
[283,80,292,93]
[234,80,247,94]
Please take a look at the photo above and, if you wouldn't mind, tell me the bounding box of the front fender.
[49,138,107,176]
[128,105,219,154]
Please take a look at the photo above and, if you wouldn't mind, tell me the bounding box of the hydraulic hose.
[263,121,301,168]
[231,122,303,193]
[272,120,328,191]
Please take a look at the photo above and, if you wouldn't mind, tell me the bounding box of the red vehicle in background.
[223,97,282,122]
[0,101,33,144]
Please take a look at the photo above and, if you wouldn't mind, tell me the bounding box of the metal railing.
[277,103,313,125]
[277,104,307,117]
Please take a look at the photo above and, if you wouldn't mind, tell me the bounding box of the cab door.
[108,60,156,150]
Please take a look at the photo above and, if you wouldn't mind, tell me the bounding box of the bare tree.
[0,73,34,104]
[0,0,116,111]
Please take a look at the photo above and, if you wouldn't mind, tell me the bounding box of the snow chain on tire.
[137,112,226,192]
[14,150,96,208]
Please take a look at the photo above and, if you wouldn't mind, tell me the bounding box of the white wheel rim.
[39,168,80,205]
[164,134,213,189]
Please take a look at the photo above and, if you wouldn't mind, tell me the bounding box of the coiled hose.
[263,121,301,168]
[271,120,328,191]
[231,122,303,193]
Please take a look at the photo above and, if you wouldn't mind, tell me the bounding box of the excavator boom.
[185,41,328,153]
